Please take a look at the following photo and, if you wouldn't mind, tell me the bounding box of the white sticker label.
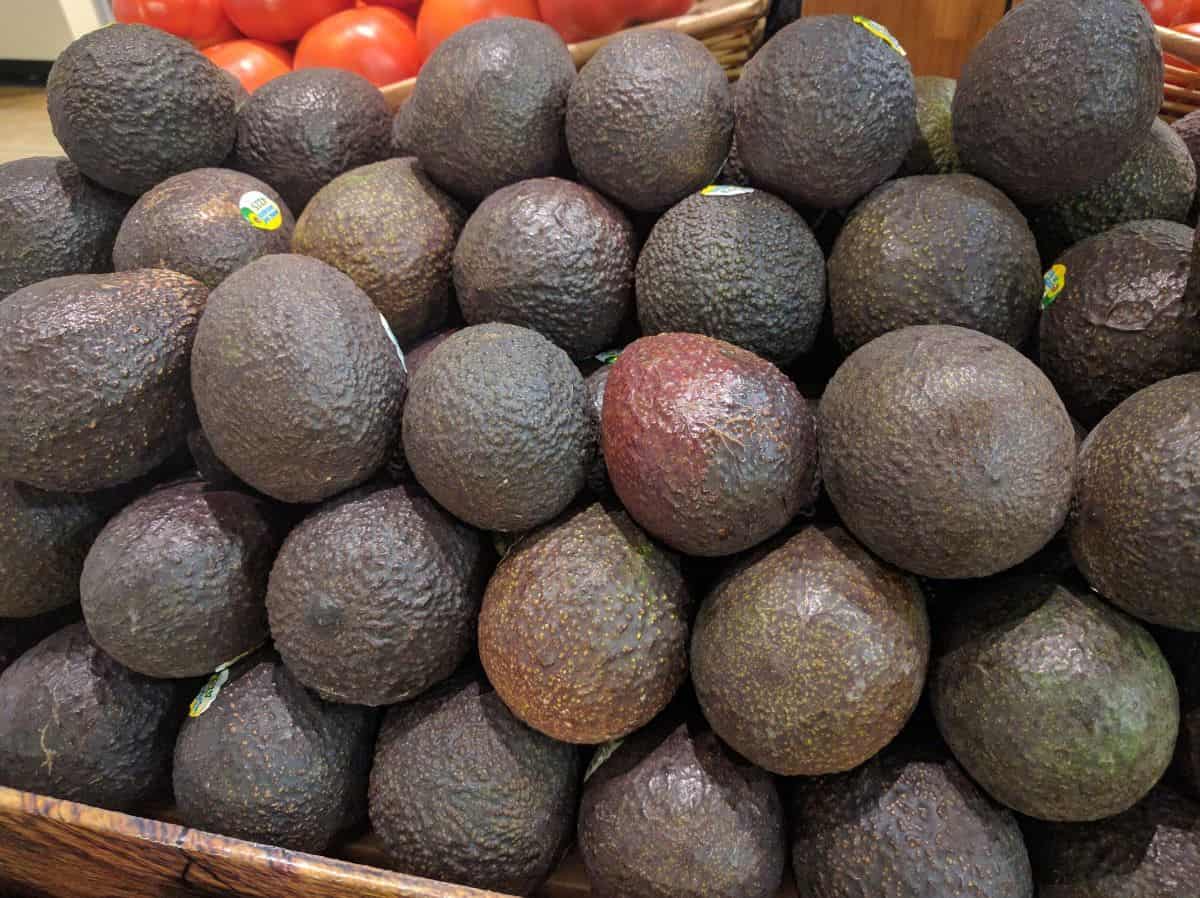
[701,185,755,197]
[380,314,407,371]
[584,738,625,781]
[238,190,283,231]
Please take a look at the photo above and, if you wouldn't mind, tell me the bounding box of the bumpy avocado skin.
[1025,787,1200,898]
[368,675,581,896]
[174,657,375,852]
[931,575,1179,822]
[792,739,1034,898]
[0,622,180,810]
[579,724,785,898]
[1069,374,1200,631]
[411,18,575,203]
[829,175,1042,353]
[294,159,463,346]
[692,524,929,776]
[1172,109,1200,197]
[191,254,406,504]
[267,483,483,707]
[636,188,826,366]
[114,168,294,290]
[1028,121,1195,262]
[567,30,732,213]
[454,178,636,359]
[0,157,130,298]
[0,270,208,493]
[819,326,1076,579]
[47,25,237,196]
[602,333,817,557]
[80,480,282,679]
[391,102,418,158]
[953,0,1162,205]
[583,365,612,495]
[736,16,916,209]
[478,502,689,745]
[902,76,961,176]
[233,68,391,213]
[0,481,118,618]
[384,328,457,483]
[402,324,590,532]
[1039,221,1200,428]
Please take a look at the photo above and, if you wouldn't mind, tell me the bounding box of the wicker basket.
[1157,24,1200,120]
[380,0,772,110]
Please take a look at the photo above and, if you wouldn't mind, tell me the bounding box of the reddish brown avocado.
[819,325,1076,579]
[173,655,375,853]
[602,332,817,557]
[113,168,295,290]
[1069,374,1200,631]
[368,675,580,896]
[191,254,406,504]
[931,575,1179,822]
[80,480,283,679]
[478,502,688,745]
[0,270,208,493]
[791,738,1034,898]
[579,722,786,898]
[267,483,484,707]
[691,524,929,776]
[0,622,180,810]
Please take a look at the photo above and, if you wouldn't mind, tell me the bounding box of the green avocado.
[901,76,961,176]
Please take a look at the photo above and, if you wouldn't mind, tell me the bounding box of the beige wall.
[0,0,110,62]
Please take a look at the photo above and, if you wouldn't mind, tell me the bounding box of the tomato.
[192,15,242,48]
[1143,0,1200,26]
[113,0,240,47]
[203,39,293,93]
[416,0,541,61]
[1176,22,1200,37]
[222,0,355,43]
[366,0,422,12]
[538,0,691,43]
[295,7,421,85]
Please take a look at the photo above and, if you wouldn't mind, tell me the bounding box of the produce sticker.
[701,185,755,197]
[238,190,283,231]
[854,16,907,57]
[1042,264,1067,309]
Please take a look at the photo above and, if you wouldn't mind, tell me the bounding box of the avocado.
[829,175,1042,353]
[0,157,130,298]
[1028,121,1196,262]
[113,168,294,290]
[173,655,375,853]
[293,158,464,347]
[0,606,80,675]
[384,328,458,483]
[566,30,732,212]
[410,18,574,203]
[191,254,406,504]
[1070,373,1200,631]
[80,480,281,679]
[603,333,817,556]
[233,68,392,213]
[0,622,179,810]
[579,722,785,898]
[819,326,1076,579]
[953,0,1162,205]
[267,483,483,706]
[901,76,961,176]
[453,178,636,359]
[635,187,826,366]
[0,270,207,493]
[1024,786,1200,897]
[1172,108,1200,196]
[187,427,245,490]
[1039,221,1200,428]
[48,25,237,196]
[478,502,688,744]
[736,16,916,209]
[402,323,590,532]
[692,524,928,776]
[791,737,1034,898]
[0,481,118,618]
[391,101,417,158]
[932,574,1178,821]
[583,364,612,495]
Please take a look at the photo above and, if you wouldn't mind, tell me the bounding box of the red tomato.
[537,0,691,43]
[222,0,355,43]
[1176,22,1200,37]
[295,7,421,85]
[113,0,240,46]
[416,0,541,61]
[1143,0,1200,26]
[366,0,422,12]
[191,15,242,48]
[203,39,293,93]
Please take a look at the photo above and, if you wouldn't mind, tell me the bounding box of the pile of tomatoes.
[1141,1,1200,87]
[112,0,693,94]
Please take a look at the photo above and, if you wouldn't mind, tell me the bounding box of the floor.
[0,87,61,164]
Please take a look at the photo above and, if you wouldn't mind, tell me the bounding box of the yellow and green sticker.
[1042,264,1067,308]
[854,16,907,57]
[701,185,755,197]
[187,644,262,717]
[238,190,283,231]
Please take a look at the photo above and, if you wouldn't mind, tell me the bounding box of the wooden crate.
[1158,25,1200,121]
[380,0,771,109]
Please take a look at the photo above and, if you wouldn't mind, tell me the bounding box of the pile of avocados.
[2,2,1200,897]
